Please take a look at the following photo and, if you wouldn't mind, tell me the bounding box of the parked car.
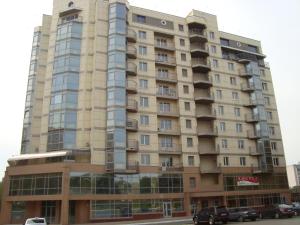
[290,203,300,216]
[24,218,48,225]
[259,204,294,219]
[193,206,229,225]
[228,207,258,222]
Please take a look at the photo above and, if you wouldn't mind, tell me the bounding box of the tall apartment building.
[0,0,290,224]
[287,164,300,187]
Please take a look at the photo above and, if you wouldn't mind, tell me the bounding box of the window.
[140,135,150,145]
[181,53,187,61]
[188,156,195,166]
[230,77,236,85]
[214,74,220,83]
[140,97,149,107]
[238,140,244,149]
[209,31,215,40]
[232,92,239,100]
[139,46,147,55]
[228,63,234,71]
[138,30,146,39]
[187,138,193,147]
[236,123,243,133]
[159,102,170,112]
[212,59,218,68]
[183,85,189,94]
[160,119,172,130]
[267,111,273,120]
[178,24,184,31]
[273,157,279,166]
[156,38,167,47]
[139,62,147,71]
[137,15,146,23]
[220,122,226,131]
[224,157,229,166]
[140,115,149,125]
[180,39,185,46]
[271,142,277,150]
[186,119,192,129]
[139,79,148,89]
[189,177,196,189]
[182,69,188,77]
[210,45,217,54]
[184,102,191,111]
[234,107,240,117]
[240,157,246,166]
[141,154,150,165]
[218,105,224,115]
[221,139,228,149]
[264,97,270,105]
[216,90,222,99]
[262,82,268,91]
[269,126,275,135]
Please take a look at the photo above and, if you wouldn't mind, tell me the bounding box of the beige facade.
[0,0,290,224]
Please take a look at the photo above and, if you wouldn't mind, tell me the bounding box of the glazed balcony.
[247,130,262,140]
[245,113,260,123]
[156,88,178,100]
[126,80,137,94]
[189,29,208,42]
[241,82,255,92]
[156,72,177,83]
[126,99,138,112]
[193,74,213,88]
[196,108,216,121]
[197,127,218,138]
[191,58,211,73]
[126,45,137,59]
[194,92,214,104]
[126,119,138,131]
[126,28,137,43]
[154,42,176,52]
[161,163,184,172]
[190,44,209,57]
[155,55,176,67]
[157,107,179,117]
[127,139,139,152]
[158,144,182,155]
[126,62,137,76]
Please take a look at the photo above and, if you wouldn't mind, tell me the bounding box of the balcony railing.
[158,144,182,154]
[154,42,175,51]
[190,44,209,56]
[126,80,137,93]
[157,107,179,117]
[158,126,181,135]
[239,68,260,77]
[127,139,138,151]
[197,127,218,137]
[199,146,220,155]
[155,55,176,66]
[107,162,139,173]
[191,59,211,72]
[156,72,177,83]
[126,62,137,75]
[245,113,260,123]
[249,147,263,156]
[244,98,265,107]
[126,28,137,42]
[189,29,208,42]
[126,99,138,112]
[193,74,213,88]
[200,166,221,174]
[247,130,262,139]
[156,88,177,99]
[126,45,137,59]
[241,82,255,92]
[126,119,138,131]
[194,92,214,103]
[161,163,184,172]
[196,108,216,120]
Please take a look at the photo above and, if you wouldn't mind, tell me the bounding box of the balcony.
[193,75,213,88]
[247,130,262,140]
[155,55,176,67]
[158,127,181,136]
[249,147,263,156]
[194,93,214,104]
[158,144,182,155]
[127,139,139,152]
[200,166,221,174]
[191,59,211,73]
[126,28,137,43]
[241,82,255,92]
[244,98,265,107]
[126,119,138,131]
[161,163,184,172]
[156,72,177,83]
[245,113,260,123]
[126,99,138,112]
[190,44,209,57]
[189,29,208,42]
[107,162,139,174]
[126,45,137,59]
[156,88,178,100]
[196,109,216,120]
[157,107,179,117]
[199,147,220,155]
[197,127,218,138]
[154,42,176,52]
[126,62,137,76]
[126,80,137,93]
[239,68,260,78]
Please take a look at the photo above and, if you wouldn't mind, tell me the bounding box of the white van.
[24,218,48,225]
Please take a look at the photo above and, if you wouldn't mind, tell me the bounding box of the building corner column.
[61,165,70,225]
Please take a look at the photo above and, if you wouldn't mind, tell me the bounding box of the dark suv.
[193,206,229,225]
[228,207,258,222]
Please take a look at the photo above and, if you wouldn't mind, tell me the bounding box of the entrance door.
[163,201,172,217]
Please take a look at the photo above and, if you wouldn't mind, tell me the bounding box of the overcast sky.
[0,0,299,178]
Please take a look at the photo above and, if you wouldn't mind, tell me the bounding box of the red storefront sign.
[237,176,259,186]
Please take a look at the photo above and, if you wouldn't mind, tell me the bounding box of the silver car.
[24,218,48,225]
